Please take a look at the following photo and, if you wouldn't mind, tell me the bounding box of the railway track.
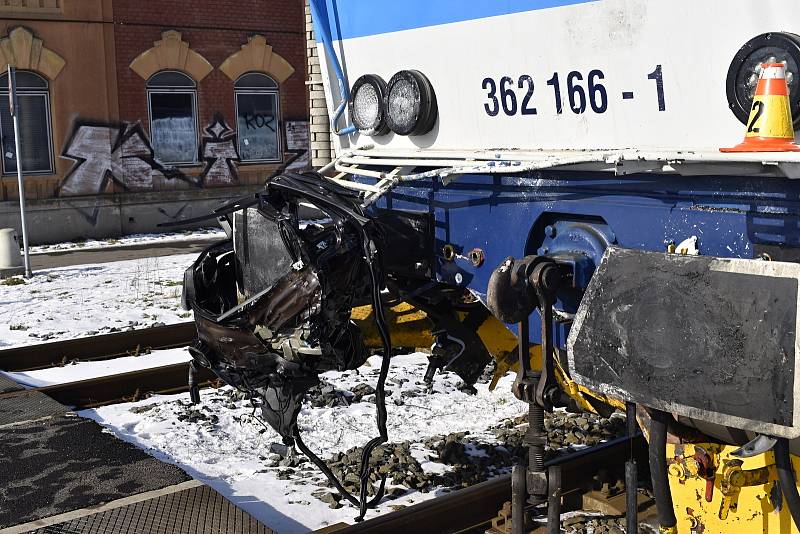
[0,321,197,371]
[319,435,648,534]
[0,322,211,408]
[1,328,649,534]
[27,361,217,408]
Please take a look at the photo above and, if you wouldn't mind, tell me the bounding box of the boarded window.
[147,71,198,164]
[235,73,281,162]
[0,70,53,175]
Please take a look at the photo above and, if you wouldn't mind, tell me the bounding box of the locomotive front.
[183,1,800,532]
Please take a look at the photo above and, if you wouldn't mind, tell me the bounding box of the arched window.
[0,70,53,175]
[147,71,198,164]
[235,72,281,162]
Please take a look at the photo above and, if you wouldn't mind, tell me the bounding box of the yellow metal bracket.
[353,301,623,415]
[667,442,800,533]
[718,459,771,520]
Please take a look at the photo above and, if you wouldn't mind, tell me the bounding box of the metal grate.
[0,373,23,394]
[28,484,275,534]
[0,390,68,426]
[0,416,190,528]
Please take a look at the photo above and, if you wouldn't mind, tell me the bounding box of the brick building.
[0,0,309,243]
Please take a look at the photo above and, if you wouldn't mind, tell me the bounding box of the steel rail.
[3,362,218,409]
[1,327,647,533]
[0,322,197,372]
[321,434,647,534]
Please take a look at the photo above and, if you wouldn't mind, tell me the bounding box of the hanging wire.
[254,173,394,521]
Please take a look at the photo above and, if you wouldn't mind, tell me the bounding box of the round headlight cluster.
[348,70,437,137]
[727,32,800,128]
[348,74,389,136]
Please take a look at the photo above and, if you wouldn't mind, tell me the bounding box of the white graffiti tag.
[200,117,240,186]
[59,123,185,197]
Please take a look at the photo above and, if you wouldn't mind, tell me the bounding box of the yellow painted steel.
[352,302,621,413]
[470,311,622,411]
[667,442,800,533]
[553,357,625,413]
[351,302,524,364]
[474,313,539,389]
[355,304,800,534]
[352,302,432,348]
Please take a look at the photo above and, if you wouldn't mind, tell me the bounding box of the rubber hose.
[648,409,677,530]
[775,437,800,530]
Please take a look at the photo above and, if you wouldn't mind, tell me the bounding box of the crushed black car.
[181,172,492,518]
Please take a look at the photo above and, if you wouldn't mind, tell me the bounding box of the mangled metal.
[182,171,495,518]
[185,173,373,415]
[183,172,393,518]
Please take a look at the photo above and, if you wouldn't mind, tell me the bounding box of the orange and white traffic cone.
[721,62,800,152]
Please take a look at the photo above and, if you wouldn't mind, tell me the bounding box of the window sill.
[164,162,202,168]
[237,161,284,170]
[1,171,57,178]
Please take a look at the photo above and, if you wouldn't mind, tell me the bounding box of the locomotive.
[182,1,800,532]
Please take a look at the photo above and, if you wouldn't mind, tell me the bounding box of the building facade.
[0,0,308,243]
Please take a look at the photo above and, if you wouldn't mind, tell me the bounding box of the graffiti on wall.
[200,115,240,187]
[58,122,189,197]
[58,118,242,197]
[57,117,308,199]
[256,121,310,183]
[284,121,309,171]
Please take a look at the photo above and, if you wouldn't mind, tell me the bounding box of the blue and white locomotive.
[183,2,800,532]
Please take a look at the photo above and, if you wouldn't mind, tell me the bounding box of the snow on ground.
[0,254,195,348]
[82,353,525,533]
[0,233,527,532]
[3,347,191,387]
[28,228,226,254]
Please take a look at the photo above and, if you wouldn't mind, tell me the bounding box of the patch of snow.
[409,443,451,475]
[28,228,226,254]
[80,352,525,533]
[4,347,191,388]
[0,254,195,349]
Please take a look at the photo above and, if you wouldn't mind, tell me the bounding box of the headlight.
[348,74,389,136]
[727,32,800,128]
[384,70,438,136]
